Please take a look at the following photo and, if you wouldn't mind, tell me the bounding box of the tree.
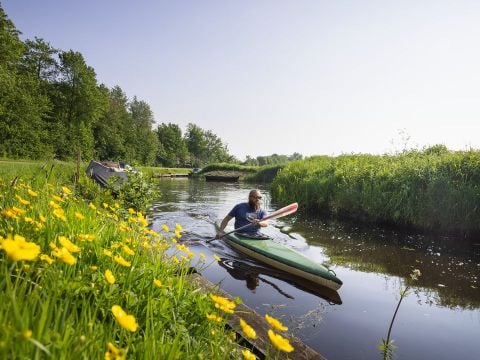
[50,50,108,159]
[0,5,51,159]
[185,123,208,167]
[94,86,130,161]
[156,123,188,167]
[128,97,158,165]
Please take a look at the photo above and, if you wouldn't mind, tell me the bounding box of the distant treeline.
[0,5,237,167]
[271,145,480,237]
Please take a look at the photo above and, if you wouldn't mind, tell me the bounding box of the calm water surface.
[149,179,479,360]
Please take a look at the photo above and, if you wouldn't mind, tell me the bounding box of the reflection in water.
[294,216,480,309]
[149,178,480,360]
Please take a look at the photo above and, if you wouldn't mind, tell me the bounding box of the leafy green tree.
[50,50,108,160]
[128,97,158,165]
[0,6,51,159]
[94,86,130,161]
[185,123,208,167]
[156,123,188,167]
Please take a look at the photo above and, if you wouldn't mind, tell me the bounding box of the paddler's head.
[248,189,262,210]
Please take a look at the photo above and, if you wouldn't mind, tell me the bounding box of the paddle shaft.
[207,202,298,243]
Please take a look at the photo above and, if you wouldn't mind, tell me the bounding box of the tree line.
[0,5,234,167]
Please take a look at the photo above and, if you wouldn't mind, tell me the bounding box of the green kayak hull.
[221,231,343,290]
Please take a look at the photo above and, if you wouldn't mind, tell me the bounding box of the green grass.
[271,148,480,236]
[0,162,244,358]
[0,160,296,358]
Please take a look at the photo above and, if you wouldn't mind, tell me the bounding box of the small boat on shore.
[85,160,128,187]
[217,226,343,290]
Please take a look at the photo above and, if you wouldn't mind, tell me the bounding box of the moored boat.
[218,227,343,290]
[85,160,128,187]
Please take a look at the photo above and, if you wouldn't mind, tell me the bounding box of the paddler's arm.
[216,215,233,238]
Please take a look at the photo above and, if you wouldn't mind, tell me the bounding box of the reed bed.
[271,148,480,236]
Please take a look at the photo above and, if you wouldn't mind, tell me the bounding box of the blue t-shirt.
[228,202,267,235]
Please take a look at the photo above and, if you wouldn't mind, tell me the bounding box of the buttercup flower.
[267,330,294,353]
[206,313,223,322]
[58,236,80,253]
[241,349,256,360]
[162,224,170,232]
[114,255,131,267]
[40,254,54,264]
[105,270,116,284]
[75,212,85,220]
[240,318,257,339]
[153,279,162,288]
[1,234,40,261]
[27,189,38,197]
[53,247,76,265]
[210,294,236,314]
[265,314,288,331]
[105,342,127,360]
[111,305,138,332]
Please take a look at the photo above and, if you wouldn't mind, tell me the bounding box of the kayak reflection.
[218,258,342,305]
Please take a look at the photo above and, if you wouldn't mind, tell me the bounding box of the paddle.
[206,202,298,243]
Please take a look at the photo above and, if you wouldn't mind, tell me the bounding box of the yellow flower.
[75,212,85,220]
[78,234,95,242]
[241,349,256,360]
[103,249,113,257]
[1,234,40,261]
[27,189,38,197]
[52,195,64,203]
[58,236,80,253]
[90,265,98,271]
[206,313,223,322]
[175,223,183,232]
[199,252,206,259]
[105,269,116,284]
[52,208,66,222]
[15,195,30,205]
[122,245,134,256]
[62,186,72,195]
[88,203,96,211]
[103,202,109,209]
[114,255,131,267]
[240,318,257,339]
[162,224,170,232]
[128,208,136,215]
[21,329,33,340]
[1,208,18,218]
[210,294,236,314]
[53,247,77,265]
[111,305,138,332]
[40,254,54,265]
[105,342,127,360]
[39,214,46,223]
[213,254,221,262]
[267,330,294,353]
[265,314,288,331]
[174,230,182,238]
[153,279,162,288]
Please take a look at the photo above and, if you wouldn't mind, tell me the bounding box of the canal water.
[149,178,479,360]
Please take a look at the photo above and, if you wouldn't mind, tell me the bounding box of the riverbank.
[0,161,308,358]
[271,148,480,239]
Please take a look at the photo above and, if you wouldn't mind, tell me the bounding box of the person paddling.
[217,189,268,238]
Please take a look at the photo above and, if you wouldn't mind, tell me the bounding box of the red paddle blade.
[263,202,298,221]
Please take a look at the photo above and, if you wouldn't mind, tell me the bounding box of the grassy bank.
[0,160,296,358]
[271,147,480,237]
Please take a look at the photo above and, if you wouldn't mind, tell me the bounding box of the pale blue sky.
[4,0,480,160]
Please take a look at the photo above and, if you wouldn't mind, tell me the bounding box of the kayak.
[219,228,343,291]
